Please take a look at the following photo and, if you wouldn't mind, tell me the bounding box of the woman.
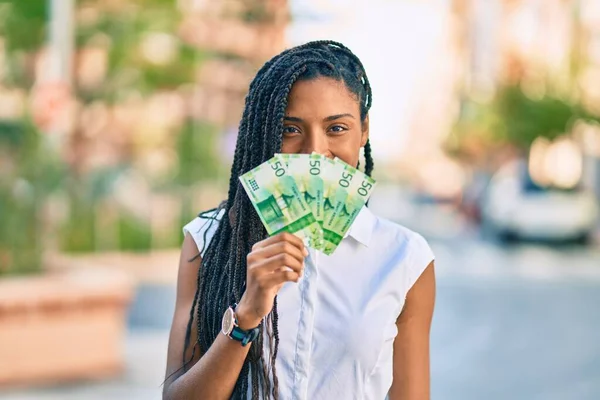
[163,41,435,400]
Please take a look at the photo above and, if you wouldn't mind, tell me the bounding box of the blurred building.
[459,0,575,97]
[178,0,289,127]
[577,1,600,199]
[449,0,600,198]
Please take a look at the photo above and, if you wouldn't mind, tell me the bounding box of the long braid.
[364,140,374,177]
[270,297,281,399]
[182,41,374,399]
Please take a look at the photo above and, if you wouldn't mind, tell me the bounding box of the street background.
[1,1,600,399]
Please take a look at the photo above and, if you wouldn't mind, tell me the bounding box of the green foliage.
[59,206,170,253]
[174,120,223,186]
[59,193,96,253]
[0,120,24,147]
[0,192,41,275]
[451,84,600,152]
[0,1,47,86]
[0,121,66,276]
[240,2,270,23]
[492,85,594,148]
[116,213,152,252]
[0,1,47,52]
[76,2,202,99]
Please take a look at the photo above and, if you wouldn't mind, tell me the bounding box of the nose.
[302,130,328,156]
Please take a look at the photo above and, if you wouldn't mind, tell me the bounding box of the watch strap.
[231,325,260,346]
[224,304,260,346]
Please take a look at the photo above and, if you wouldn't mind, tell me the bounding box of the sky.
[287,0,452,162]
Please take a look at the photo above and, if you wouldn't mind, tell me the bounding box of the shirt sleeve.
[182,210,223,257]
[406,232,435,291]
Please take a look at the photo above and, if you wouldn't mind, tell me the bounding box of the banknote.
[240,154,377,254]
[239,156,322,247]
[276,153,326,249]
[321,157,377,255]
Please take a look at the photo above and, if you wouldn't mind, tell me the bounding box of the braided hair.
[184,40,374,399]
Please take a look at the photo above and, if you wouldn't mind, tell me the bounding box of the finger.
[259,270,300,288]
[275,265,303,278]
[251,241,305,264]
[253,253,304,274]
[252,231,305,252]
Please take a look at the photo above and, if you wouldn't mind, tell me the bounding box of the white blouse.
[183,206,434,399]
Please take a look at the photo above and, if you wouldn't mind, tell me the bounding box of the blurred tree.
[0,0,289,260]
[492,85,596,148]
[175,120,220,185]
[449,84,600,166]
[0,1,47,87]
[0,1,46,51]
[0,120,65,275]
[0,0,224,259]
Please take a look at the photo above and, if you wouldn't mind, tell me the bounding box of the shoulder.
[369,211,433,258]
[182,208,225,256]
[182,208,224,233]
[370,212,435,288]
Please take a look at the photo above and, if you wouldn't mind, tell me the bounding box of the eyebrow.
[283,113,355,123]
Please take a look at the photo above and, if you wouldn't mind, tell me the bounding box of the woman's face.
[281,77,369,167]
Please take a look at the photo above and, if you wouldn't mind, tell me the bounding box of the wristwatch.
[221,304,260,346]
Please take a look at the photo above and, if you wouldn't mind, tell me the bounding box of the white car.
[481,161,599,243]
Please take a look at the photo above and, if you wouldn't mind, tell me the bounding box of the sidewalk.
[0,329,170,400]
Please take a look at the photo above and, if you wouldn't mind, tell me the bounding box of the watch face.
[222,307,235,335]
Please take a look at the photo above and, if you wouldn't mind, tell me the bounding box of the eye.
[283,126,301,136]
[328,125,347,135]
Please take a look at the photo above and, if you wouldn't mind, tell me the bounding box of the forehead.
[285,77,359,116]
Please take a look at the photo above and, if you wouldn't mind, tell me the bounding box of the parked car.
[480,160,599,243]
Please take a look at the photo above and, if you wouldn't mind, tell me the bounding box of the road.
[431,236,600,400]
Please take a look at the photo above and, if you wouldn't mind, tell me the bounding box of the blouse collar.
[345,206,376,247]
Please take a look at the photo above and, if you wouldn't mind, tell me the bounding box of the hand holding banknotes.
[236,152,376,327]
[235,232,308,329]
[239,152,377,255]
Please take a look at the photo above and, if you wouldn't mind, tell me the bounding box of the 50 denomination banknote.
[239,156,322,247]
[321,157,377,255]
[276,152,326,249]
[240,153,376,254]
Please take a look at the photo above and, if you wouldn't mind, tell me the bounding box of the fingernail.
[303,248,308,257]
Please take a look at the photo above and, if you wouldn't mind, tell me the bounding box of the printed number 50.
[357,181,372,196]
[271,161,285,177]
[339,171,354,188]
